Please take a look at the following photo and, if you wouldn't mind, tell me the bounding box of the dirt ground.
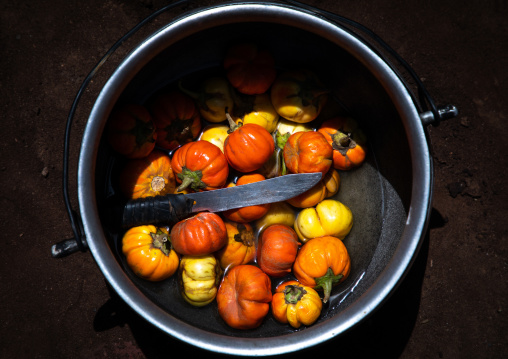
[1,0,507,358]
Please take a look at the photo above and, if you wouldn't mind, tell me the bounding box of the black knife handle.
[121,194,194,228]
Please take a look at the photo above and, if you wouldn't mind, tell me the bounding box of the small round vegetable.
[107,103,156,159]
[223,42,277,95]
[121,225,179,281]
[318,116,367,170]
[231,93,279,133]
[224,117,275,173]
[322,168,341,198]
[287,167,341,208]
[271,280,323,328]
[199,124,230,152]
[294,199,353,243]
[283,131,333,176]
[293,236,351,303]
[148,91,201,150]
[179,254,222,307]
[286,181,327,208]
[171,140,229,192]
[254,201,296,234]
[257,224,300,277]
[215,220,256,270]
[270,69,328,123]
[276,118,314,138]
[179,77,235,123]
[223,173,270,223]
[217,264,272,329]
[170,212,227,256]
[119,150,176,199]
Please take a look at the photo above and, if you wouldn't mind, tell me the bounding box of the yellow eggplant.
[274,119,314,150]
[232,92,279,133]
[255,201,296,234]
[198,124,229,152]
[179,77,234,123]
[178,254,222,307]
[276,118,314,136]
[323,168,341,198]
[270,69,328,123]
[294,199,353,243]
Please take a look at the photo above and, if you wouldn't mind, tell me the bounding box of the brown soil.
[1,0,507,358]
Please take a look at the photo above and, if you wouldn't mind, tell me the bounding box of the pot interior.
[87,5,421,353]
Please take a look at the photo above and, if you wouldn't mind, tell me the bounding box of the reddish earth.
[1,0,507,358]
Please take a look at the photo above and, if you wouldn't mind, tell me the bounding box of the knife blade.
[120,172,322,228]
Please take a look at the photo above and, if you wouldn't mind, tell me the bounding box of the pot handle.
[53,0,192,258]
[281,0,458,126]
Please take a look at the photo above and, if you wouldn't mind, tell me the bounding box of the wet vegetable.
[271,280,323,328]
[254,201,296,234]
[294,199,353,242]
[216,264,272,329]
[170,212,228,256]
[148,90,201,150]
[119,150,176,199]
[215,220,256,270]
[122,225,179,281]
[231,92,279,133]
[293,236,351,303]
[275,118,314,138]
[223,173,271,223]
[107,103,156,159]
[198,123,229,152]
[322,168,341,198]
[179,77,235,123]
[171,140,229,192]
[287,167,341,208]
[223,42,277,95]
[224,115,275,173]
[283,130,333,176]
[286,181,327,208]
[179,254,222,307]
[257,224,300,277]
[318,116,367,170]
[270,69,328,123]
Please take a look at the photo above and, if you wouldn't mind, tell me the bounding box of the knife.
[120,172,322,228]
[51,172,321,258]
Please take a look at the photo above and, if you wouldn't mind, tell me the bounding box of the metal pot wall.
[58,1,457,356]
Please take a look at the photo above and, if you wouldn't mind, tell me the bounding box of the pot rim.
[78,2,431,356]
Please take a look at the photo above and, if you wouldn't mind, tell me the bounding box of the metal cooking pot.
[54,1,457,356]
